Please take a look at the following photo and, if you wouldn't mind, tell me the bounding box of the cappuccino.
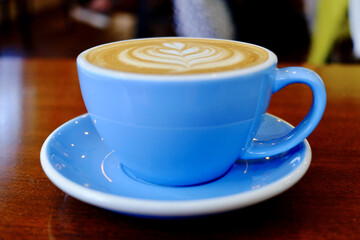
[85,38,269,75]
[78,37,326,186]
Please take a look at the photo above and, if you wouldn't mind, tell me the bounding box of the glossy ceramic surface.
[41,113,311,218]
[77,38,325,186]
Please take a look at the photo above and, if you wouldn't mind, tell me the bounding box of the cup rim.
[77,37,278,81]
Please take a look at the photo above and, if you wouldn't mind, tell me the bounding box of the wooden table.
[0,58,359,239]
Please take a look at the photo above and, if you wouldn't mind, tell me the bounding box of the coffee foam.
[86,38,269,75]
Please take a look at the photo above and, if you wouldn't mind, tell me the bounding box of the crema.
[86,38,269,75]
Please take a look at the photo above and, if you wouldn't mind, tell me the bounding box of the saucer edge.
[40,114,311,217]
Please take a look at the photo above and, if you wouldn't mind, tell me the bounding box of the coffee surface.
[86,38,269,75]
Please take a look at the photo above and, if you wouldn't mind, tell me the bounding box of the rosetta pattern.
[86,38,269,74]
[118,42,244,73]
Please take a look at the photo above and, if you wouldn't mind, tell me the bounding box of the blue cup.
[77,38,326,186]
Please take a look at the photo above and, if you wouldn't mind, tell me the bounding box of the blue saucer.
[40,113,311,218]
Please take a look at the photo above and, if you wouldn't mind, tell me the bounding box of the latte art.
[86,38,269,74]
[120,42,244,73]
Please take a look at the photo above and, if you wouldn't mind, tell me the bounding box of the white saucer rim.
[40,113,311,217]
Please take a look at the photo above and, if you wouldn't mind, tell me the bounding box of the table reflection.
[0,59,24,173]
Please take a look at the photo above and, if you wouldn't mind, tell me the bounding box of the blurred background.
[0,0,359,64]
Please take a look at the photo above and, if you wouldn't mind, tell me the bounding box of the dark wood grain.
[0,59,359,239]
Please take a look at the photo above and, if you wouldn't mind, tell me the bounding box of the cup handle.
[242,67,326,159]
